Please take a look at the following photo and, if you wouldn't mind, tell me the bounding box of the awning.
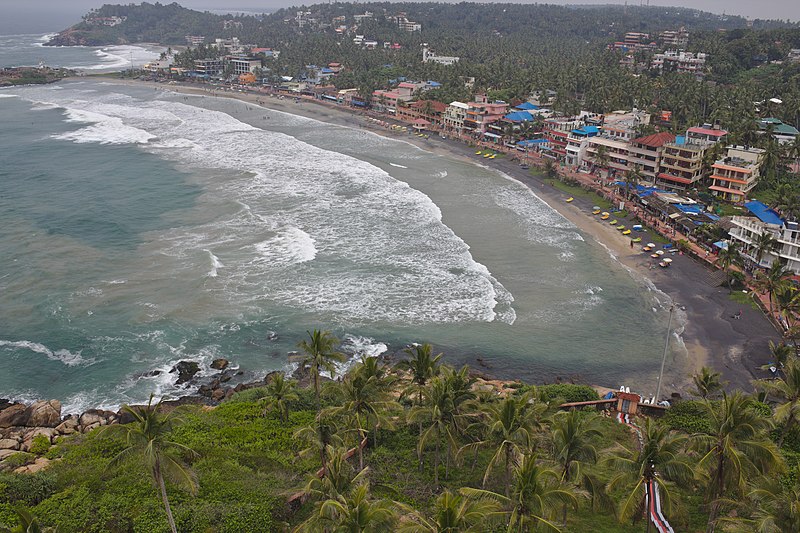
[713,240,728,250]
[709,185,745,196]
[483,132,502,139]
[657,173,693,185]
[668,212,681,219]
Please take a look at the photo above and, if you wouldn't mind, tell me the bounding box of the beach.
[108,77,783,393]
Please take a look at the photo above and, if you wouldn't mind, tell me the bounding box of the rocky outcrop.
[210,358,229,370]
[0,404,26,428]
[25,400,62,427]
[171,360,201,385]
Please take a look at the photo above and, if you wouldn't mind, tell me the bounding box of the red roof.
[657,172,693,184]
[688,126,728,137]
[410,100,447,113]
[412,118,431,125]
[632,132,675,148]
[398,82,418,89]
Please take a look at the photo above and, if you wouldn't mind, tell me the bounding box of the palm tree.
[550,410,603,524]
[298,329,346,413]
[0,509,61,533]
[594,144,610,177]
[397,343,442,442]
[696,392,785,533]
[717,242,743,293]
[466,390,546,496]
[102,395,198,533]
[461,453,579,533]
[754,260,792,316]
[767,340,795,373]
[311,483,398,533]
[720,478,800,533]
[606,418,695,532]
[259,372,299,422]
[752,232,779,268]
[692,366,724,399]
[397,490,503,533]
[294,415,344,473]
[408,375,458,486]
[328,372,398,471]
[623,165,643,200]
[757,356,800,448]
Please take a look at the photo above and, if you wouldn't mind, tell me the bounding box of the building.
[651,51,708,78]
[585,136,632,177]
[394,15,421,32]
[444,102,469,133]
[193,58,223,77]
[86,16,126,26]
[659,28,689,49]
[463,95,509,136]
[421,46,459,66]
[397,100,448,126]
[226,56,261,75]
[655,125,727,191]
[758,118,800,144]
[185,35,206,46]
[565,125,600,166]
[601,109,650,142]
[789,49,800,63]
[709,146,766,203]
[729,201,800,271]
[627,132,676,182]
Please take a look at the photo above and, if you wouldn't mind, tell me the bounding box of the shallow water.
[0,77,676,413]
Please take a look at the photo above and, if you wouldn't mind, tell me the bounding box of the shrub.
[29,434,51,455]
[0,472,57,505]
[0,452,35,471]
[536,384,600,403]
[661,400,712,433]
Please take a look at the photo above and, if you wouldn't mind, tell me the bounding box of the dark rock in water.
[198,384,213,398]
[219,373,232,383]
[210,358,229,371]
[170,361,200,384]
[235,370,244,376]
[0,399,13,412]
[146,370,162,377]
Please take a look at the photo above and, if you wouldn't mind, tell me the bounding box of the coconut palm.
[753,260,792,316]
[0,509,61,533]
[260,372,299,422]
[308,483,397,533]
[720,478,800,533]
[465,390,547,496]
[550,410,603,523]
[408,375,459,486]
[461,453,579,533]
[397,343,442,446]
[102,395,198,533]
[695,392,785,533]
[298,329,346,412]
[623,164,643,200]
[594,144,610,176]
[397,490,504,533]
[692,366,724,399]
[294,415,344,473]
[327,372,398,471]
[752,232,779,267]
[756,356,800,448]
[767,340,795,373]
[717,242,743,294]
[606,418,695,532]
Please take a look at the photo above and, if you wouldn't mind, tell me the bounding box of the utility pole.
[655,304,675,403]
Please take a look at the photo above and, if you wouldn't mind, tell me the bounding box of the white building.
[729,201,800,272]
[651,50,707,78]
[422,46,459,66]
[444,102,469,133]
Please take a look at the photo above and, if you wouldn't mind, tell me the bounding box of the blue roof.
[518,139,547,147]
[515,102,539,110]
[675,135,686,145]
[745,200,783,225]
[505,111,534,122]
[427,80,442,87]
[571,125,600,136]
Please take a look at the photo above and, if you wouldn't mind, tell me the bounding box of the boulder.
[0,438,19,450]
[219,373,232,383]
[211,388,226,402]
[23,400,61,427]
[0,399,13,412]
[170,360,200,384]
[0,404,26,428]
[0,449,19,461]
[21,428,57,451]
[55,417,79,435]
[79,409,115,429]
[14,457,50,475]
[210,358,229,370]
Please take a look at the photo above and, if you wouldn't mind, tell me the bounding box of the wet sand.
[101,77,781,394]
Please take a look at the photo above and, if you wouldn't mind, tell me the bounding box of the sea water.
[0,47,675,413]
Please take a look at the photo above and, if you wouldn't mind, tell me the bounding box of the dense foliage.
[1,343,798,532]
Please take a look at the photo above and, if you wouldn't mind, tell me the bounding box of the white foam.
[0,93,19,98]
[205,249,224,277]
[0,339,93,367]
[389,163,408,168]
[253,227,317,265]
[54,107,155,145]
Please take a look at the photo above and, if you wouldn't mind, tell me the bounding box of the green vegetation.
[2,337,799,532]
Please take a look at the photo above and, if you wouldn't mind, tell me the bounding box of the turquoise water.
[0,77,675,413]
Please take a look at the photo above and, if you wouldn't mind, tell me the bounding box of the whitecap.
[54,107,155,145]
[253,227,317,265]
[389,162,408,168]
[0,339,93,367]
[204,249,224,277]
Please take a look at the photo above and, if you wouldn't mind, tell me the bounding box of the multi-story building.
[444,102,469,133]
[709,146,766,203]
[729,201,800,271]
[655,125,727,191]
[651,51,708,78]
[193,58,223,77]
[627,132,675,182]
[759,117,800,145]
[421,45,459,66]
[394,15,421,32]
[185,35,206,46]
[462,95,508,135]
[659,28,689,49]
[585,136,631,177]
[226,56,261,75]
[543,116,585,159]
[601,109,650,142]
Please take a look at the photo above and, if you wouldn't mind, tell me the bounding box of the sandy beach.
[98,77,781,394]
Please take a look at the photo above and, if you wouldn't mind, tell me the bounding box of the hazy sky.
[2,0,798,34]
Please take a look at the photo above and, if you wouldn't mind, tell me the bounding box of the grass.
[545,178,614,210]
[729,290,761,310]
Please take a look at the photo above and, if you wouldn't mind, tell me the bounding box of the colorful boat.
[475,151,482,155]
[600,214,609,220]
[566,197,574,203]
[622,230,632,235]
[617,225,625,230]
[609,219,617,225]
[592,209,601,215]
[631,237,641,242]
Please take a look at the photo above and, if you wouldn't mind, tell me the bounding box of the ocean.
[0,34,678,413]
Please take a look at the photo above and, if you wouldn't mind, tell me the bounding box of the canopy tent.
[514,102,539,111]
[411,118,431,130]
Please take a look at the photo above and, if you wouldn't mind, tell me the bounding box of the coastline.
[59,77,782,395]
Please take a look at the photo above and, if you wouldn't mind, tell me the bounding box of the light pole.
[655,304,675,403]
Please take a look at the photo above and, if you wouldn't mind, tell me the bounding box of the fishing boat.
[592,209,601,215]
[622,229,632,235]
[617,225,625,230]
[609,219,617,225]
[600,214,610,220]
[566,197,574,203]
[475,151,482,155]
[631,237,641,242]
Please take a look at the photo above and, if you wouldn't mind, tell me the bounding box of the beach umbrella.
[656,250,665,255]
[647,243,655,248]
[593,206,600,210]
[663,258,673,263]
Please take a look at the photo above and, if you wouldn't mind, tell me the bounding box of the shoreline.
[35,76,784,398]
